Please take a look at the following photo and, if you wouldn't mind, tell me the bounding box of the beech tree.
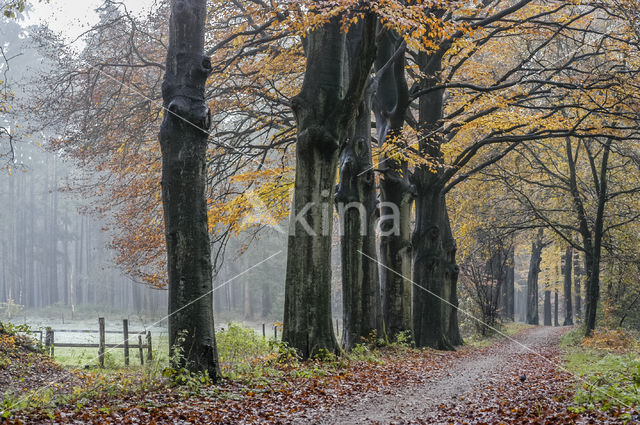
[335,23,381,349]
[562,245,573,326]
[27,0,640,354]
[282,7,377,358]
[373,29,413,342]
[543,289,552,326]
[492,135,640,335]
[525,230,545,325]
[160,0,219,378]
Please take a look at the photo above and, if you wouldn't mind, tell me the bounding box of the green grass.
[561,328,640,416]
[465,321,534,348]
[52,333,170,369]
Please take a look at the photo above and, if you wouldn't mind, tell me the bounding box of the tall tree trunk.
[554,290,559,326]
[336,72,380,350]
[506,247,515,320]
[543,290,552,326]
[413,189,452,350]
[373,30,413,341]
[412,48,453,350]
[583,139,609,335]
[565,137,610,335]
[518,286,527,322]
[563,245,573,325]
[160,0,219,379]
[283,12,376,359]
[574,250,582,321]
[526,229,544,325]
[442,204,463,345]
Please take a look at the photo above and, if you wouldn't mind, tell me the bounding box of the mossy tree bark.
[283,11,376,359]
[160,0,219,379]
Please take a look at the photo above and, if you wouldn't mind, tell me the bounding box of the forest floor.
[317,326,627,424]
[2,325,638,424]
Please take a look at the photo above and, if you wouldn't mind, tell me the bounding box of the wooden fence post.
[98,317,105,368]
[45,328,51,355]
[123,319,129,366]
[45,328,54,356]
[146,331,152,361]
[274,325,277,340]
[138,334,144,366]
[262,323,265,338]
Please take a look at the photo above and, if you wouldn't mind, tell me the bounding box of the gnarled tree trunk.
[160,0,219,379]
[411,49,454,350]
[336,61,380,349]
[283,12,376,358]
[373,29,413,341]
[412,187,452,350]
[442,203,463,345]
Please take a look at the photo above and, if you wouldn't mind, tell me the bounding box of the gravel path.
[318,326,567,424]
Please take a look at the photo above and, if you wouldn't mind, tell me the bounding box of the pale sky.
[24,0,156,47]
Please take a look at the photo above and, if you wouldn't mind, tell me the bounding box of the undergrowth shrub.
[571,354,640,414]
[563,326,640,420]
[216,323,282,381]
[162,330,211,394]
[581,328,639,351]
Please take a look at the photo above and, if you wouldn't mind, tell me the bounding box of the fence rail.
[49,329,148,335]
[44,318,153,367]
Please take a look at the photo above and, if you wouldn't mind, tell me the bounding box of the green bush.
[217,323,272,365]
[216,323,279,380]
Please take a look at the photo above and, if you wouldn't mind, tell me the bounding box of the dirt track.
[318,327,568,424]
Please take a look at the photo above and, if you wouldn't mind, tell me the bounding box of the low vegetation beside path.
[1,322,639,424]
